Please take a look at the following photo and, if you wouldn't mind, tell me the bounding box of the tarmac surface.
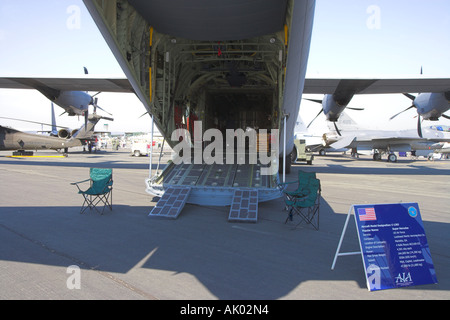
[0,147,449,301]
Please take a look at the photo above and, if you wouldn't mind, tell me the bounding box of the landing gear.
[372,149,397,162]
[279,153,292,174]
[291,146,298,163]
[373,152,382,161]
[387,153,397,162]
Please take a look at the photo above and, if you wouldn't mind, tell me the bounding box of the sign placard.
[332,203,438,291]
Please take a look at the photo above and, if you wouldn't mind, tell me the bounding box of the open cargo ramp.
[148,186,191,219]
[228,189,259,223]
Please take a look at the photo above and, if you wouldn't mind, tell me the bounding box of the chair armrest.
[278,180,299,186]
[70,178,91,185]
[278,180,299,190]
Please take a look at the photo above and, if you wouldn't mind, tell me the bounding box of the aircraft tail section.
[294,115,308,134]
[70,114,113,141]
[327,111,359,133]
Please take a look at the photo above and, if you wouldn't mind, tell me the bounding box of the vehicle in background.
[131,141,155,156]
[292,139,313,165]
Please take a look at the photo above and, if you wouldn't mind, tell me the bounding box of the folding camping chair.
[279,170,317,209]
[71,168,113,214]
[283,176,321,230]
[281,170,316,199]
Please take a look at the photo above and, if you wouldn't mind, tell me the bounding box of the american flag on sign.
[358,207,377,221]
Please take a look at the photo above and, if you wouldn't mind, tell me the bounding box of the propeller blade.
[139,111,149,119]
[402,93,416,101]
[91,97,113,116]
[333,121,342,136]
[347,107,365,111]
[95,105,113,116]
[84,112,89,131]
[304,98,323,104]
[417,115,423,138]
[442,114,450,120]
[389,105,415,120]
[307,109,324,128]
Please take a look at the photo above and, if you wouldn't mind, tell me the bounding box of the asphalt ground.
[0,147,449,304]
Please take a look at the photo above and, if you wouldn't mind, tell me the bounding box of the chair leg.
[89,192,113,215]
[80,194,93,214]
[285,208,294,223]
[79,189,112,215]
[289,205,320,230]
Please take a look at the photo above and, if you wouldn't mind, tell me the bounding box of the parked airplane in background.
[293,114,347,156]
[302,77,450,137]
[0,111,113,156]
[322,112,450,162]
[0,68,132,125]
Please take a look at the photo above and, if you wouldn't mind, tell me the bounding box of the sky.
[0,0,449,133]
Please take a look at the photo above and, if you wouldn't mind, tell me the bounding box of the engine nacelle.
[54,91,92,116]
[445,91,450,102]
[415,92,450,121]
[58,128,71,139]
[322,93,353,122]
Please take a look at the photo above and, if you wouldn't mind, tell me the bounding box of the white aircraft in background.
[303,77,450,138]
[293,114,347,156]
[322,112,450,162]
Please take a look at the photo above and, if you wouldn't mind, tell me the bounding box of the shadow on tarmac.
[0,153,448,299]
[0,198,447,299]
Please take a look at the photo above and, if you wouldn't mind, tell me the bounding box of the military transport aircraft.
[0,112,113,156]
[0,69,132,126]
[1,1,450,221]
[321,112,450,162]
[302,77,450,138]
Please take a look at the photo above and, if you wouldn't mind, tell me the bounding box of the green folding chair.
[279,170,317,209]
[71,168,113,214]
[284,177,321,230]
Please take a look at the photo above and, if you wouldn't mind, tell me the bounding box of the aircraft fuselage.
[0,126,79,151]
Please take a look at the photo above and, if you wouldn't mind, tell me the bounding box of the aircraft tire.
[291,146,298,162]
[388,154,397,162]
[279,154,292,174]
[373,153,381,161]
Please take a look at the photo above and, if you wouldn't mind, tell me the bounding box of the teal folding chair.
[281,170,317,198]
[279,170,317,209]
[284,177,321,230]
[71,168,113,214]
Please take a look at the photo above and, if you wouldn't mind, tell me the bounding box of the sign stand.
[331,205,360,271]
[331,203,438,291]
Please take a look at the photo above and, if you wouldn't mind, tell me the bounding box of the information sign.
[332,203,438,291]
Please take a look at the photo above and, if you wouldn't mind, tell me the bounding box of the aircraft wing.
[3,76,449,95]
[330,135,356,149]
[303,77,450,94]
[0,76,134,93]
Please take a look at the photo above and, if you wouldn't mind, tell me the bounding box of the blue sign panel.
[353,203,438,291]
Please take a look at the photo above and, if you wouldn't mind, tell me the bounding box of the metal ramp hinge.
[228,189,258,223]
[148,186,191,219]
